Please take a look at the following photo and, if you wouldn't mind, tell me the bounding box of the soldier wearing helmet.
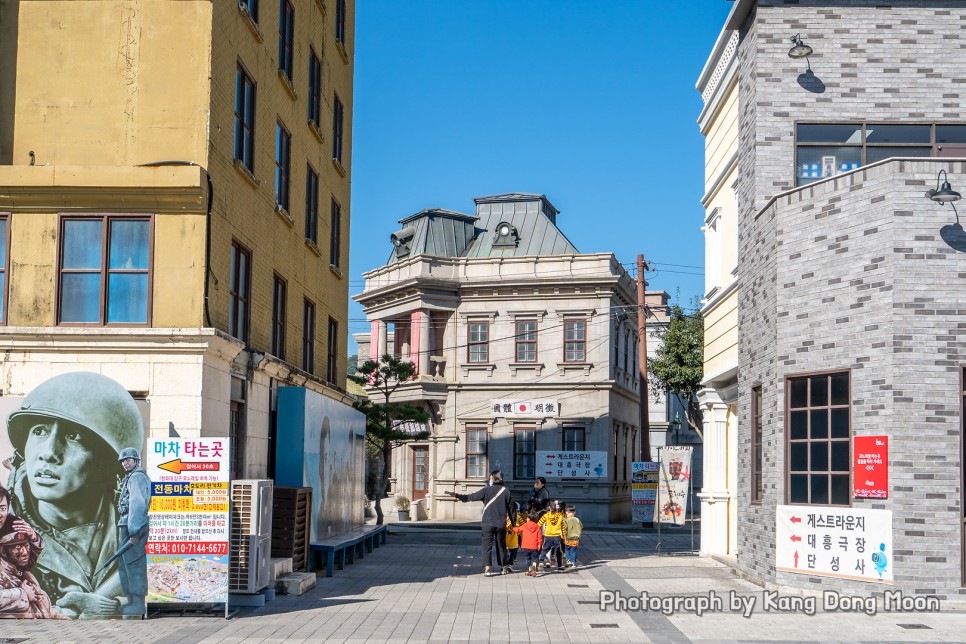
[116,447,151,617]
[4,372,144,618]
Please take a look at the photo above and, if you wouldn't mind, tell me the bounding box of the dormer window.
[493,222,519,248]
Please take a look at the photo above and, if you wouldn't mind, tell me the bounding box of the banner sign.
[631,461,659,522]
[146,438,230,603]
[853,436,888,499]
[776,505,893,584]
[656,446,692,525]
[490,400,559,417]
[536,451,606,479]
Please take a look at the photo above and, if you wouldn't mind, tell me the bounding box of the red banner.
[853,435,888,498]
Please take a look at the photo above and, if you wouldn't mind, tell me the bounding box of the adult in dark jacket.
[447,470,513,576]
[529,477,550,511]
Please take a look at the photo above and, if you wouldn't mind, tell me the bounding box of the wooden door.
[412,447,429,501]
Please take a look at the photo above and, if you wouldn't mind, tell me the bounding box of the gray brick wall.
[735,0,966,597]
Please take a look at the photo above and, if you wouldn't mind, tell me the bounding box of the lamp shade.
[788,35,813,59]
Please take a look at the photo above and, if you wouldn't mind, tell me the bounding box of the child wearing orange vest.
[512,510,544,576]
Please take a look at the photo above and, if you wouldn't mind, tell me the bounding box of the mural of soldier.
[4,372,144,618]
[115,447,150,617]
[0,525,57,618]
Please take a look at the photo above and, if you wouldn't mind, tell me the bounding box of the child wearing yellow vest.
[538,499,567,571]
[504,502,524,570]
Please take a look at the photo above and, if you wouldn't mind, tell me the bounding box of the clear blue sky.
[347,0,734,351]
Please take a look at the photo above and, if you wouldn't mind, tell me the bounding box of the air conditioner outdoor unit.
[230,479,274,593]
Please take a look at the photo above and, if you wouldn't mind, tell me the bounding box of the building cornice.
[701,151,739,207]
[697,30,739,113]
[0,327,242,360]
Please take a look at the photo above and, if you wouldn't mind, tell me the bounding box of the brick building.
[706,0,966,599]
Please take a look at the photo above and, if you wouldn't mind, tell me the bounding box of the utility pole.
[637,254,651,462]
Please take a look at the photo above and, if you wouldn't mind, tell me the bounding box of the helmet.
[118,447,141,462]
[7,372,143,459]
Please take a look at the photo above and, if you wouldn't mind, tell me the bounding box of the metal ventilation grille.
[229,481,256,592]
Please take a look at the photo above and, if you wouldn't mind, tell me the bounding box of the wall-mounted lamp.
[925,169,962,204]
[788,34,813,59]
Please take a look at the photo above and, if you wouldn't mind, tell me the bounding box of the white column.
[376,320,388,357]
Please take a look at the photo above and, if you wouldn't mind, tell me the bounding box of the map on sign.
[147,438,231,604]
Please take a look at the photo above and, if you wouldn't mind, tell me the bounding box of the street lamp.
[672,411,682,444]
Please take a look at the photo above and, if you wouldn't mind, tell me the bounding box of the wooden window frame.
[275,119,292,211]
[302,299,316,373]
[327,316,339,384]
[308,48,322,127]
[329,197,342,268]
[465,427,488,479]
[234,62,256,173]
[514,319,537,363]
[785,369,852,507]
[562,427,585,452]
[271,274,287,360]
[305,164,319,243]
[0,213,8,325]
[56,214,154,327]
[229,240,252,344]
[277,0,295,81]
[751,385,763,504]
[332,94,344,164]
[467,320,489,364]
[513,426,536,481]
[563,317,587,363]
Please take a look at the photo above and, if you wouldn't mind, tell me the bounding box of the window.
[563,427,585,452]
[513,427,535,480]
[58,217,151,325]
[0,215,7,324]
[229,241,251,343]
[239,0,258,23]
[234,64,256,173]
[305,165,319,243]
[786,371,850,506]
[272,274,287,359]
[229,376,247,479]
[466,427,487,478]
[275,120,291,211]
[468,321,489,363]
[564,318,586,362]
[277,0,294,81]
[752,386,763,504]
[329,197,342,268]
[302,299,315,373]
[308,48,322,127]
[795,122,966,186]
[327,316,339,384]
[623,330,629,372]
[335,0,346,44]
[515,319,537,362]
[332,94,344,165]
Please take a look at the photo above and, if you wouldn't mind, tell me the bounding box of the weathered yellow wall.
[12,0,212,166]
[7,212,56,326]
[703,290,738,378]
[153,214,206,327]
[205,0,354,377]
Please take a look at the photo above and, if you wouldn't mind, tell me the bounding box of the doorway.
[412,446,429,501]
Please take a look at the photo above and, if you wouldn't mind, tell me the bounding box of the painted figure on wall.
[0,485,55,617]
[115,447,151,617]
[2,372,145,619]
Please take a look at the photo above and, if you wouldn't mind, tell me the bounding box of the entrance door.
[412,447,429,501]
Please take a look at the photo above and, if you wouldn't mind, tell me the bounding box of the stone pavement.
[1,525,964,643]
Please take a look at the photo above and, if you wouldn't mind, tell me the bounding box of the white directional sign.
[536,450,607,479]
[776,505,893,584]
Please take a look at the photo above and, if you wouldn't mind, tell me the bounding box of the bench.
[310,525,389,577]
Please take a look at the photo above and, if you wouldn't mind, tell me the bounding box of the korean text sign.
[536,451,607,479]
[146,438,230,603]
[853,435,888,499]
[776,505,893,584]
[631,461,659,522]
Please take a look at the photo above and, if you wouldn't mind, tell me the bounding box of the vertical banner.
[631,461,659,522]
[656,446,692,525]
[853,436,888,499]
[146,438,230,603]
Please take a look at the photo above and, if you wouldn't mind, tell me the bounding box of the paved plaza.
[2,524,965,643]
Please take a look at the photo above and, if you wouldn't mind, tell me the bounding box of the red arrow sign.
[546,455,556,459]
[790,535,801,542]
[158,459,221,475]
[793,551,799,568]
[790,516,802,524]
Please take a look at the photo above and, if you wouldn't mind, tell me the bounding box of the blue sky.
[347,1,734,351]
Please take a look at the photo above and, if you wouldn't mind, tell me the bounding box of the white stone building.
[354,193,679,523]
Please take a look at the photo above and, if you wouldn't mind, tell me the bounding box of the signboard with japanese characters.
[656,446,692,525]
[853,436,888,499]
[631,461,659,522]
[536,451,607,479]
[146,438,230,603]
[776,505,893,584]
[490,399,560,417]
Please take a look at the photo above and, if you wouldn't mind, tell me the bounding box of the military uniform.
[116,449,151,616]
[0,529,57,618]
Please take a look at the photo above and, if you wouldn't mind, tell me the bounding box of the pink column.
[409,311,421,373]
[370,320,380,362]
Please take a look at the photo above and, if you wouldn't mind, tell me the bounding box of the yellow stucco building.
[695,27,739,560]
[0,0,355,478]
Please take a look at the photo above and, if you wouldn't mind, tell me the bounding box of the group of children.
[506,499,584,576]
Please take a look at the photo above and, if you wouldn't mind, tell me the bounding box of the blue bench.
[310,525,388,577]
